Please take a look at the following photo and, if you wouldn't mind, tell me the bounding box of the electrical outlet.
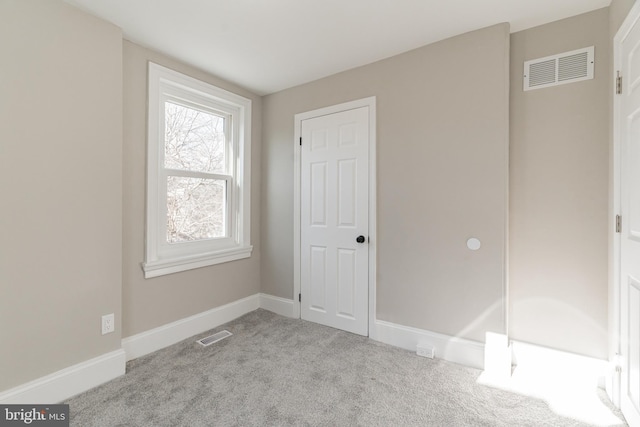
[102,313,115,335]
[416,344,435,359]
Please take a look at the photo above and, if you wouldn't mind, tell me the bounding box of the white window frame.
[143,63,252,278]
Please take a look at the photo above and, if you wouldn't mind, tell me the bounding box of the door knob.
[356,235,366,244]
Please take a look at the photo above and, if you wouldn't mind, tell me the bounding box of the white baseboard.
[122,294,260,361]
[483,332,512,381]
[510,340,610,389]
[371,319,485,369]
[0,349,126,404]
[259,293,295,318]
[370,319,609,392]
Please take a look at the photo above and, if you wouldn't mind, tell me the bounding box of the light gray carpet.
[67,309,625,426]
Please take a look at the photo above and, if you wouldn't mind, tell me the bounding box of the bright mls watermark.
[0,405,68,426]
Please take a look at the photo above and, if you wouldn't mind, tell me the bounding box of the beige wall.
[0,0,123,390]
[610,0,636,34]
[262,24,510,342]
[509,8,610,359]
[122,42,262,337]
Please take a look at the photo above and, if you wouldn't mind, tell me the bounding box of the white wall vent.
[523,46,594,91]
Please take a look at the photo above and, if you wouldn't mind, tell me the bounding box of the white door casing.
[293,98,376,336]
[615,3,640,425]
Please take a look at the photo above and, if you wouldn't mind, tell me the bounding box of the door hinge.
[617,71,623,95]
[299,137,302,146]
[299,293,301,302]
[615,353,623,373]
[616,214,622,233]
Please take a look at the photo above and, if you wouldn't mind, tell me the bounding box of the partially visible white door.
[618,6,640,426]
[300,106,370,336]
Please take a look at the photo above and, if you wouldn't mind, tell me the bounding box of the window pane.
[164,101,226,174]
[167,176,226,243]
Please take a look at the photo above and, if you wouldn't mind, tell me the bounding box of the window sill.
[142,245,253,278]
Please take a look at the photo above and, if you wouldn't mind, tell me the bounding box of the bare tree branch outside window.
[164,102,227,243]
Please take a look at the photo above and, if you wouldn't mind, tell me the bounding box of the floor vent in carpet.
[197,330,232,347]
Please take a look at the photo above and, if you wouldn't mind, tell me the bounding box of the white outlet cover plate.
[102,313,115,335]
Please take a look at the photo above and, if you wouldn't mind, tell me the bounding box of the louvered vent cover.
[197,330,232,347]
[524,46,594,91]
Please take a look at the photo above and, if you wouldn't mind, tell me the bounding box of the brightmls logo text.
[4,408,45,424]
[0,405,68,426]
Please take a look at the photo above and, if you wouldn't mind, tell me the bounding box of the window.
[143,63,252,278]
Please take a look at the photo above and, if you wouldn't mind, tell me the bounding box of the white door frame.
[611,0,640,408]
[293,97,377,335]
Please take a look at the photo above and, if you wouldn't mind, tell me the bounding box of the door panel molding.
[293,97,376,335]
[613,3,640,425]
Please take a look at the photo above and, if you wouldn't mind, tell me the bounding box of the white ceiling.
[65,0,611,95]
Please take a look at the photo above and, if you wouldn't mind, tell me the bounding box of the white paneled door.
[300,106,370,336]
[619,5,640,426]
